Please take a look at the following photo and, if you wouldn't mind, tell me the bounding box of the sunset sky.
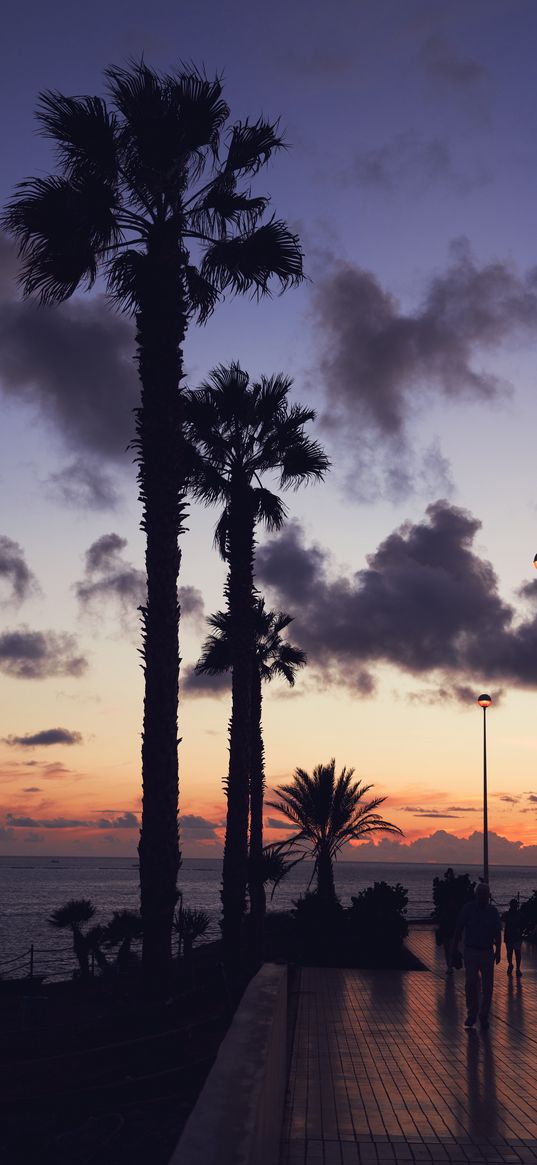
[1,0,537,864]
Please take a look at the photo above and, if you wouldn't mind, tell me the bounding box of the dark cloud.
[46,458,121,511]
[178,585,205,623]
[499,795,519,804]
[399,806,461,819]
[314,241,537,440]
[420,34,486,90]
[0,292,138,461]
[266,816,293,830]
[0,628,87,679]
[182,664,230,698]
[353,829,537,866]
[256,503,537,693]
[0,535,39,606]
[75,533,145,627]
[22,787,41,793]
[527,794,537,804]
[179,813,221,840]
[5,813,88,828]
[96,811,139,829]
[348,133,490,196]
[312,242,537,498]
[3,728,83,747]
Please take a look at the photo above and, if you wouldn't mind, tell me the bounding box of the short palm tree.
[267,761,402,902]
[48,898,96,979]
[186,366,328,973]
[196,598,306,953]
[104,909,143,973]
[3,63,303,997]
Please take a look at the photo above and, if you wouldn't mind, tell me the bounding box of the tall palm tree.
[3,63,303,997]
[196,599,306,954]
[267,761,402,902]
[104,908,144,973]
[48,898,96,979]
[186,365,328,975]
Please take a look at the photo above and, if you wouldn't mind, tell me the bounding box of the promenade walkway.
[281,929,537,1165]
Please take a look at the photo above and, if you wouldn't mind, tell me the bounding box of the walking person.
[452,883,501,1030]
[503,898,523,977]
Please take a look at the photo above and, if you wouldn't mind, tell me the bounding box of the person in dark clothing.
[503,898,523,977]
[436,868,459,974]
[452,882,502,1030]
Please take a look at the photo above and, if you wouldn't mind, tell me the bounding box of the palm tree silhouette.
[196,598,306,957]
[48,898,96,979]
[186,365,328,973]
[104,909,143,973]
[268,761,402,902]
[3,62,303,996]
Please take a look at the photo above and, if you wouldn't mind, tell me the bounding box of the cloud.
[75,534,204,634]
[312,241,537,497]
[5,813,88,828]
[0,628,87,679]
[420,34,486,90]
[348,133,490,195]
[22,787,41,793]
[182,664,230,698]
[399,806,462,819]
[266,816,293,830]
[96,811,139,829]
[256,503,537,693]
[46,458,121,511]
[0,290,138,461]
[3,728,82,747]
[75,533,145,628]
[0,535,39,606]
[179,813,221,841]
[352,829,537,866]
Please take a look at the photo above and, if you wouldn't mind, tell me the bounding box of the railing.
[0,938,180,982]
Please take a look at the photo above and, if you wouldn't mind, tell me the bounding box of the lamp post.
[477,694,492,884]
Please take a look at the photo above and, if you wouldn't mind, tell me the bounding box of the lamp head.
[534,553,537,570]
[478,694,492,708]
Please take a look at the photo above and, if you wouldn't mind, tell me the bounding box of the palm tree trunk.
[248,667,266,964]
[221,483,256,983]
[137,225,189,999]
[317,844,336,903]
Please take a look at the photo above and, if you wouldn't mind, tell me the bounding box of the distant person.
[452,883,501,1030]
[502,898,523,977]
[435,867,459,974]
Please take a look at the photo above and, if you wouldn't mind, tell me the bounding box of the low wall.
[169,963,288,1165]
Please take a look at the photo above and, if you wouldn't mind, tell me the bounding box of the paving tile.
[281,931,537,1165]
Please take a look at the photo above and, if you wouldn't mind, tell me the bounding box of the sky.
[1,0,537,865]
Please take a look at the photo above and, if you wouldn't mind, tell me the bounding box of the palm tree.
[186,366,328,974]
[104,909,143,973]
[267,761,402,902]
[3,63,303,997]
[196,598,306,956]
[48,898,96,979]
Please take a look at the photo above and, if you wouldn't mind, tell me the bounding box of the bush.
[292,891,345,965]
[347,881,408,961]
[519,890,537,940]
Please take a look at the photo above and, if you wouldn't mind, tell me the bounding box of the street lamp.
[533,553,537,570]
[477,694,492,884]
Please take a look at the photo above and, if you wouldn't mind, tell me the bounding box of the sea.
[1,856,536,979]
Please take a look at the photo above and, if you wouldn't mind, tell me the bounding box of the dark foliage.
[348,881,409,960]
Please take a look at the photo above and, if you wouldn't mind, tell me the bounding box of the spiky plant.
[268,761,402,902]
[48,898,96,978]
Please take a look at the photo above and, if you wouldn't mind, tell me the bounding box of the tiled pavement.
[280,929,537,1165]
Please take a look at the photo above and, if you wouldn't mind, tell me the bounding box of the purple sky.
[1,0,537,861]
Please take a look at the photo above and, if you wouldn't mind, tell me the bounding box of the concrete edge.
[169,962,288,1165]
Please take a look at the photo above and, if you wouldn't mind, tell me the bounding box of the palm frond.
[200,218,303,297]
[184,263,220,323]
[253,486,287,531]
[3,176,118,302]
[37,91,119,186]
[225,118,285,174]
